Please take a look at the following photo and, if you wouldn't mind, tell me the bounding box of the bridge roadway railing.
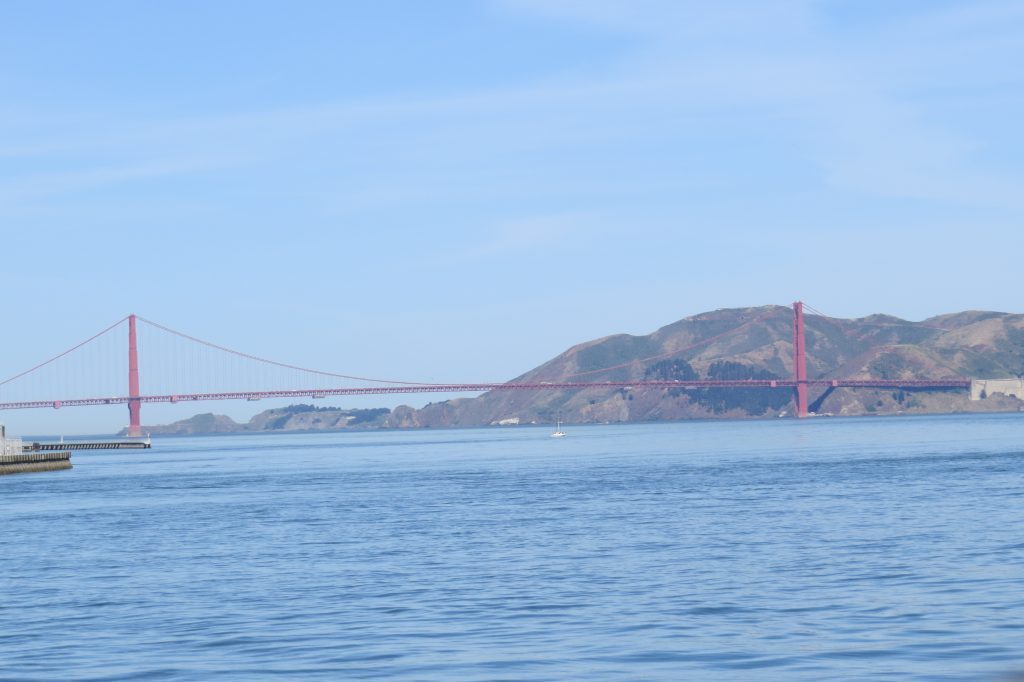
[0,378,973,411]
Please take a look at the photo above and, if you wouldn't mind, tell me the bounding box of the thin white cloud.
[0,156,243,203]
[2,0,1021,214]
[441,212,603,265]
[493,0,815,39]
[492,0,1024,210]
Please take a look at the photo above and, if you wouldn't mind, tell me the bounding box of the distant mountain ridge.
[132,305,1024,434]
[135,405,391,436]
[403,304,1024,427]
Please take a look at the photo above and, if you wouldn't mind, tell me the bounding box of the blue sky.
[2,1,1022,434]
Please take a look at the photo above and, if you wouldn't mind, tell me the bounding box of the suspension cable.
[0,316,129,387]
[135,316,443,386]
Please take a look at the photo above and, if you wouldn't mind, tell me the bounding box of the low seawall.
[0,451,72,475]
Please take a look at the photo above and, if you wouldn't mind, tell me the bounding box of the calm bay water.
[3,414,1024,680]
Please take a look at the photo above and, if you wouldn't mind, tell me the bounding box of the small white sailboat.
[550,418,566,438]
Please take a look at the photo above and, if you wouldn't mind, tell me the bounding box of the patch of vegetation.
[644,359,699,381]
[346,408,390,425]
[278,403,344,414]
[869,351,909,379]
[692,361,791,415]
[952,352,1008,378]
[645,359,699,398]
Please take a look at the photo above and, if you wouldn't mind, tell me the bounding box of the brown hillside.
[409,305,1024,426]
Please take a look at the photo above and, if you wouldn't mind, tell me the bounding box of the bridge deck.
[0,379,973,412]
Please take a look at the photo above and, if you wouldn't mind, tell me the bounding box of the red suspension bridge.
[0,302,971,436]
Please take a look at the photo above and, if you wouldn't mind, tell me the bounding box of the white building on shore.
[1,424,24,457]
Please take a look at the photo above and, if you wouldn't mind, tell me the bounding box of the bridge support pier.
[793,301,808,418]
[128,314,142,437]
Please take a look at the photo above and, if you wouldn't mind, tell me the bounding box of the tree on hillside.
[694,361,790,415]
[644,359,699,381]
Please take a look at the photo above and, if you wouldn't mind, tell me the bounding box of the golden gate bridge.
[0,302,971,436]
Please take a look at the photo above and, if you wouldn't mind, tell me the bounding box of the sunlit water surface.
[3,414,1024,681]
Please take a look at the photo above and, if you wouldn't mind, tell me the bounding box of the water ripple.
[3,415,1024,680]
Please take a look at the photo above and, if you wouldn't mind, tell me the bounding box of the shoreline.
[18,407,1022,441]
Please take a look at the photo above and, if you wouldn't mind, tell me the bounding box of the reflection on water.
[2,413,1024,680]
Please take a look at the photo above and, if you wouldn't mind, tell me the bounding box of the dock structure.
[1,424,72,475]
[25,440,150,451]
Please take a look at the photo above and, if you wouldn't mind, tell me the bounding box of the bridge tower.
[128,314,142,437]
[793,301,808,418]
